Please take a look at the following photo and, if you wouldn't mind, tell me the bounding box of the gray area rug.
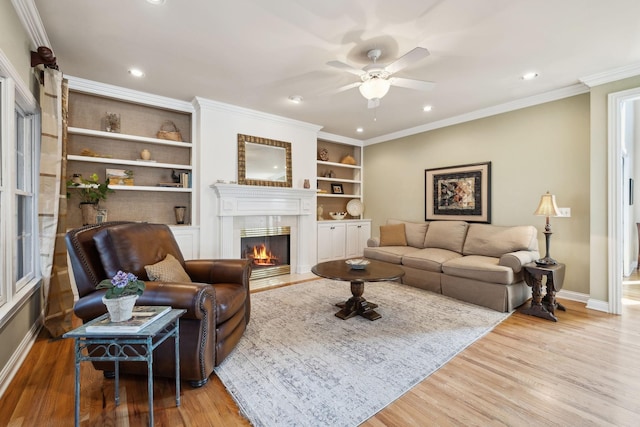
[214,279,510,427]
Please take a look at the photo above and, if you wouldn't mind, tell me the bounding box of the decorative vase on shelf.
[102,294,138,322]
[317,204,324,220]
[140,149,151,160]
[80,202,98,225]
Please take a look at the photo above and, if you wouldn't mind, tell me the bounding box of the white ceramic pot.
[102,294,138,322]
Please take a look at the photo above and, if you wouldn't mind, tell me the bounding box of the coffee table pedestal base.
[335,280,381,321]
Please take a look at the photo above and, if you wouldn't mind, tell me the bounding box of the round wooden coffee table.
[311,259,405,321]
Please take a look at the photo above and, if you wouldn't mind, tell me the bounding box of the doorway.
[610,87,640,314]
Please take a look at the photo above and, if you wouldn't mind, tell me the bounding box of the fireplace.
[241,226,291,279]
[211,183,316,276]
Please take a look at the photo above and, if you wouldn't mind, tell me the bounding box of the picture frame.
[331,183,344,194]
[425,162,491,223]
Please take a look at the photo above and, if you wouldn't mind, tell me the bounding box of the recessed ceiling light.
[288,95,303,104]
[423,105,433,112]
[522,72,539,80]
[146,0,166,5]
[356,127,364,133]
[128,68,145,78]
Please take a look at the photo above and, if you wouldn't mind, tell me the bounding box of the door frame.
[608,86,640,314]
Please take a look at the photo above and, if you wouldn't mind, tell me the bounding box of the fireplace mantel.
[210,183,317,274]
[211,183,316,216]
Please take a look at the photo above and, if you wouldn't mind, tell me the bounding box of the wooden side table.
[521,262,566,322]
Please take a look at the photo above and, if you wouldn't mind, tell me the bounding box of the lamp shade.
[359,77,391,100]
[533,192,561,217]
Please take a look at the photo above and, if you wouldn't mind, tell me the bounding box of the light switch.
[557,207,571,217]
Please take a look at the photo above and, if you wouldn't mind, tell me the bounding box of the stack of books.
[86,305,171,333]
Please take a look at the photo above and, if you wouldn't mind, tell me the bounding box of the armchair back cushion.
[93,222,185,280]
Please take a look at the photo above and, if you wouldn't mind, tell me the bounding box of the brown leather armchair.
[65,221,251,387]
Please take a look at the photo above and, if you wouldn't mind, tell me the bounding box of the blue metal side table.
[63,308,185,427]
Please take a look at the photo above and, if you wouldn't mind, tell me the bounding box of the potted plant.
[97,270,146,322]
[67,173,114,225]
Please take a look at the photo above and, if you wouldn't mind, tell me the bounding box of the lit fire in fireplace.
[251,244,278,266]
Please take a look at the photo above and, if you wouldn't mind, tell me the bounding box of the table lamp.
[534,191,561,266]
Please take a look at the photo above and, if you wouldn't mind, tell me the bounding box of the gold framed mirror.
[238,134,292,187]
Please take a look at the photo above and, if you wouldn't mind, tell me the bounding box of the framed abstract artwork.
[425,162,491,223]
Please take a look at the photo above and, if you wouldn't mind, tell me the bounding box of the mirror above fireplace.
[238,133,292,187]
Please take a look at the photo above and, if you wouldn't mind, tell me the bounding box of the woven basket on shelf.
[156,120,183,142]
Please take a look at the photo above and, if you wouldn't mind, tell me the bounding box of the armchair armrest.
[184,259,251,286]
[499,250,541,273]
[74,281,215,322]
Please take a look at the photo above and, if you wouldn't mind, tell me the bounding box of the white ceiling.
[33,0,640,142]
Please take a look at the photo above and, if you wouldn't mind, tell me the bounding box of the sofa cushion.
[442,255,514,285]
[401,248,462,273]
[423,220,469,253]
[363,246,419,264]
[145,253,192,283]
[379,223,408,246]
[388,219,428,248]
[463,224,538,257]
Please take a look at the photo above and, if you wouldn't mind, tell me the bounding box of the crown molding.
[364,83,589,146]
[193,97,323,133]
[66,75,194,112]
[579,62,640,87]
[11,0,50,50]
[317,131,363,147]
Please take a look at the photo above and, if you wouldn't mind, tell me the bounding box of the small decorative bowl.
[329,211,347,220]
[345,258,370,270]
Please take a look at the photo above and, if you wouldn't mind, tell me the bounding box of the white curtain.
[38,66,73,337]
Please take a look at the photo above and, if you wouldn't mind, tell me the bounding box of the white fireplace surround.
[211,183,317,274]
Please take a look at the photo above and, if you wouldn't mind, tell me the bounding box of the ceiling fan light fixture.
[359,77,391,100]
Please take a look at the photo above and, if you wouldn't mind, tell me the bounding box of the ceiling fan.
[327,47,435,109]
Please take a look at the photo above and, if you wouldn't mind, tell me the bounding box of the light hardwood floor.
[2,274,640,426]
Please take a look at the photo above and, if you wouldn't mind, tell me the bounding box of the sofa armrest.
[367,237,381,247]
[74,281,215,322]
[185,259,251,286]
[499,250,541,273]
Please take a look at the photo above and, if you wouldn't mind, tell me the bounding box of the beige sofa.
[363,219,540,312]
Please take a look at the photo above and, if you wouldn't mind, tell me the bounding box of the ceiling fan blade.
[327,60,365,76]
[367,98,380,109]
[332,81,361,94]
[384,47,430,75]
[390,77,435,91]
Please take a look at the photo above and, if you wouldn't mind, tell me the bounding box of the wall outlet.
[557,207,571,217]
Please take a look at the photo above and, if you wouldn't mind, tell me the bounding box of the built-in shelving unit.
[66,86,195,227]
[316,140,363,217]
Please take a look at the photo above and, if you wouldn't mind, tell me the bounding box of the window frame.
[0,67,42,327]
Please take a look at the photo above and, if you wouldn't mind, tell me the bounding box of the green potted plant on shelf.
[67,173,114,225]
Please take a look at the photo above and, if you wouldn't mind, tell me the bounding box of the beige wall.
[363,94,590,294]
[589,75,640,302]
[0,0,41,390]
[0,0,32,86]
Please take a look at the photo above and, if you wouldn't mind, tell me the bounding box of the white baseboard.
[0,319,43,399]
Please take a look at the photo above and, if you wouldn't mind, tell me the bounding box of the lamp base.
[535,256,557,266]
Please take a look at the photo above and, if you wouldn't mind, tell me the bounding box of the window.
[14,106,36,292]
[0,70,41,324]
